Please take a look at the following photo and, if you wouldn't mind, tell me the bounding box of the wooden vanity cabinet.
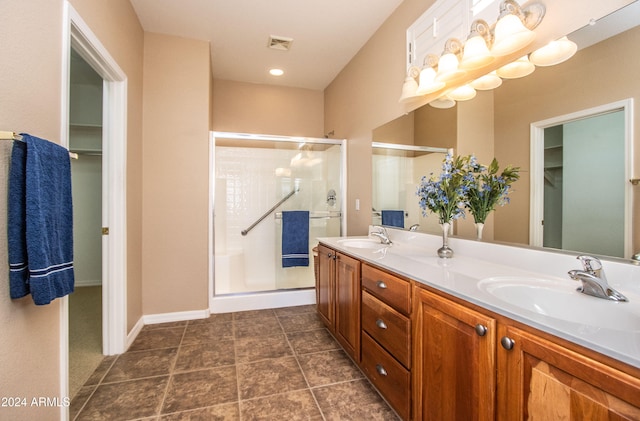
[316,244,361,361]
[319,245,640,421]
[497,324,640,421]
[361,263,412,420]
[412,285,496,421]
[413,283,640,421]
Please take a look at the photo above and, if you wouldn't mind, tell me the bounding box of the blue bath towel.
[8,134,75,305]
[8,140,28,298]
[381,210,404,228]
[282,210,309,267]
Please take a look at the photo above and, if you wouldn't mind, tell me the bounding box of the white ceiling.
[129,0,404,91]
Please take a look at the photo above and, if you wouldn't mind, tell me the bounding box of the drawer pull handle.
[376,280,387,289]
[376,319,388,329]
[376,364,388,376]
[475,324,487,337]
[501,336,515,351]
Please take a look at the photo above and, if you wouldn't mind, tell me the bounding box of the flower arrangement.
[465,157,520,224]
[416,154,520,224]
[416,153,473,224]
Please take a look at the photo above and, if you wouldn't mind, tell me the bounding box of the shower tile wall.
[215,144,341,294]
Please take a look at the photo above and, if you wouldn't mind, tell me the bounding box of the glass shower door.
[212,133,343,295]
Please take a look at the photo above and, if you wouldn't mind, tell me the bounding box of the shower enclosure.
[210,132,344,308]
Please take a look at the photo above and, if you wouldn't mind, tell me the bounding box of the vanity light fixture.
[435,39,466,82]
[399,65,421,103]
[470,71,502,90]
[400,0,557,104]
[529,36,578,66]
[491,0,545,56]
[417,54,445,95]
[460,20,494,70]
[496,55,535,79]
[269,68,284,76]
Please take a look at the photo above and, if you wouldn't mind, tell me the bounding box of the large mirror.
[371,142,449,235]
[373,1,639,260]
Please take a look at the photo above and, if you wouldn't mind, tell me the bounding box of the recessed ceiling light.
[269,68,284,76]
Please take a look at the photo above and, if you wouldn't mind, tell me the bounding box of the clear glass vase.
[438,222,453,258]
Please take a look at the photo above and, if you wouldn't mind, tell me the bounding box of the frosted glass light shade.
[399,75,420,103]
[460,35,494,69]
[436,53,466,82]
[496,55,535,79]
[530,37,577,66]
[429,97,456,109]
[492,14,536,56]
[417,67,445,95]
[470,71,503,90]
[448,85,477,101]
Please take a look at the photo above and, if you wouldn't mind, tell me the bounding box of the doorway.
[62,2,128,414]
[68,48,104,399]
[530,99,634,258]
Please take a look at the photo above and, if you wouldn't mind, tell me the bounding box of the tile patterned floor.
[71,305,400,420]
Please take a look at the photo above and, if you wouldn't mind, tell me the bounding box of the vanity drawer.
[362,264,411,315]
[362,291,411,368]
[361,332,410,420]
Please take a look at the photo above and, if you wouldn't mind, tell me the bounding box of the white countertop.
[319,228,640,369]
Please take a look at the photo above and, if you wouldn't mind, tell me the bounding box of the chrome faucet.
[567,255,628,302]
[371,226,392,245]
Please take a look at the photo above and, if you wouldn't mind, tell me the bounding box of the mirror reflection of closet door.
[543,110,625,257]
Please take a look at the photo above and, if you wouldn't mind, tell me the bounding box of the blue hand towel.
[8,134,75,305]
[282,210,309,268]
[381,210,404,228]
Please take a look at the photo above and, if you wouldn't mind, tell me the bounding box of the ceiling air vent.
[268,35,293,51]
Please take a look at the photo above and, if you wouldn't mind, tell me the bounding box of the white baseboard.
[142,308,211,325]
[210,288,316,314]
[123,309,210,352]
[125,317,144,351]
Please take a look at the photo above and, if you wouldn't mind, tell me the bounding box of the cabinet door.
[334,252,361,361]
[497,324,640,421]
[413,287,496,421]
[406,0,470,69]
[316,244,335,330]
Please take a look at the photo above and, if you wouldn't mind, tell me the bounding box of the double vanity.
[317,228,640,420]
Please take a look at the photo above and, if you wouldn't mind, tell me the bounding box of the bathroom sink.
[337,238,387,249]
[478,276,639,331]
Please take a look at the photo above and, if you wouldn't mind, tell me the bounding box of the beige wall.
[0,0,143,417]
[142,33,211,315]
[0,2,66,419]
[324,0,437,235]
[0,6,62,409]
[212,79,324,137]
